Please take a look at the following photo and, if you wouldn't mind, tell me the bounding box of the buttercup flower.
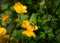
[21,20,38,31]
[0,27,6,36]
[21,20,38,37]
[0,27,7,43]
[22,30,36,37]
[13,2,27,13]
[2,14,9,22]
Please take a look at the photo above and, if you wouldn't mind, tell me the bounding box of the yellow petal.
[35,26,38,30]
[22,30,36,37]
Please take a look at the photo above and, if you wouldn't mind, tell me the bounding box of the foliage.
[0,0,60,43]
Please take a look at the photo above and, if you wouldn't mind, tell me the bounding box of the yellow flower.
[0,27,7,43]
[0,27,11,43]
[21,20,38,31]
[13,2,27,13]
[2,14,9,22]
[22,30,36,37]
[21,20,38,37]
[0,27,6,36]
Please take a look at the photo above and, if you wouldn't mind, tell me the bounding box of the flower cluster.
[21,20,38,37]
[0,2,39,43]
[13,2,38,37]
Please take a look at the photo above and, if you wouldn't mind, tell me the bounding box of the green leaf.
[43,26,53,34]
[48,33,54,39]
[39,0,45,10]
[1,4,8,10]
[6,27,12,34]
[50,22,57,29]
[30,13,37,24]
[55,29,60,34]
[21,14,29,20]
[10,6,14,11]
[12,29,23,38]
[39,32,45,39]
[4,10,12,15]
[18,14,29,21]
[12,38,17,43]
[56,34,60,42]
